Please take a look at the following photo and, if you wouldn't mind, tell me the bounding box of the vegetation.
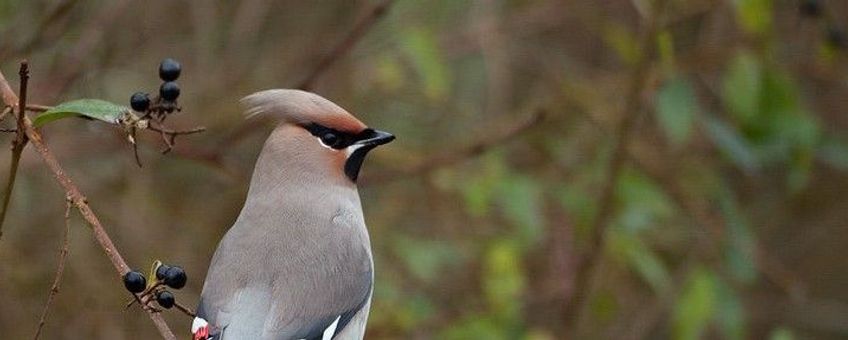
[0,0,847,339]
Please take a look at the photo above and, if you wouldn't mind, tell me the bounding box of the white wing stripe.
[321,315,342,340]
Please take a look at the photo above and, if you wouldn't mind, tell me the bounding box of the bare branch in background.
[40,0,131,101]
[0,0,80,61]
[297,0,396,91]
[33,198,73,340]
[0,61,30,241]
[363,110,545,185]
[564,12,661,335]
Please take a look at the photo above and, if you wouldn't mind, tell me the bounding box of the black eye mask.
[302,123,395,182]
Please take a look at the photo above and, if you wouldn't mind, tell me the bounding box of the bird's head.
[241,89,395,184]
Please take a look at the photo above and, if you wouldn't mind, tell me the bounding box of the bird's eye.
[321,132,340,148]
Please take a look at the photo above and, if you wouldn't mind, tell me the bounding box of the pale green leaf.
[722,52,762,123]
[609,231,671,294]
[673,268,718,340]
[769,327,794,340]
[34,99,127,127]
[483,239,525,322]
[656,77,699,147]
[401,27,449,101]
[497,175,544,245]
[704,115,759,173]
[732,0,772,35]
[716,279,748,340]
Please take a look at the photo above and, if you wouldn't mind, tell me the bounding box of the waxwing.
[192,89,394,340]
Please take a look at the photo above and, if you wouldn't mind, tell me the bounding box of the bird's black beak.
[354,129,395,148]
[345,128,395,182]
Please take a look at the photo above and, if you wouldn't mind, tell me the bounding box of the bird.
[192,89,395,340]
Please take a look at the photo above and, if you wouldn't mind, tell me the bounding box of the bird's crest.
[241,89,366,133]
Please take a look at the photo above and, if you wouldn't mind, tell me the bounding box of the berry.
[130,92,150,112]
[123,271,147,293]
[799,0,821,18]
[156,290,175,309]
[155,264,171,281]
[158,58,181,82]
[160,81,180,101]
[163,266,187,289]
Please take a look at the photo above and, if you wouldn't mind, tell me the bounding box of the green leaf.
[769,327,794,340]
[716,185,757,284]
[673,268,719,340]
[401,27,449,101]
[497,175,544,246]
[732,0,772,35]
[722,52,762,124]
[483,239,525,322]
[603,23,641,65]
[656,77,699,147]
[704,115,759,173]
[615,168,673,232]
[609,231,671,294]
[716,279,748,340]
[34,99,127,127]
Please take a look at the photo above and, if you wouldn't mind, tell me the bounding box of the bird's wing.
[197,200,373,340]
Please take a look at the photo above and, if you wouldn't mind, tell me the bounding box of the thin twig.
[25,104,50,112]
[564,14,661,334]
[0,61,30,241]
[145,123,206,154]
[0,67,176,339]
[0,106,11,122]
[363,110,545,185]
[0,0,79,61]
[174,301,197,318]
[33,198,73,340]
[297,0,396,90]
[176,0,397,166]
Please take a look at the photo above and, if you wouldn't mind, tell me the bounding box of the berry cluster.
[123,262,187,310]
[129,58,183,122]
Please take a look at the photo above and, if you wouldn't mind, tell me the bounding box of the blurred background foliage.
[0,0,847,339]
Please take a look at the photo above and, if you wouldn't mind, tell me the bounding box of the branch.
[0,67,176,339]
[297,0,396,91]
[166,0,396,168]
[33,198,72,340]
[363,110,545,185]
[145,123,207,154]
[0,61,30,241]
[564,13,661,334]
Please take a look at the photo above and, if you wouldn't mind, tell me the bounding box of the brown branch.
[25,104,50,112]
[564,15,661,334]
[297,0,396,91]
[166,1,395,168]
[363,110,545,185]
[0,0,79,61]
[33,198,72,340]
[145,123,207,155]
[174,301,197,318]
[0,61,30,241]
[0,67,176,339]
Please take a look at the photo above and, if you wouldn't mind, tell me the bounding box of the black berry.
[123,271,147,293]
[156,264,171,281]
[159,58,181,82]
[130,92,150,112]
[160,82,180,101]
[156,290,175,309]
[163,266,187,289]
[799,0,821,18]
